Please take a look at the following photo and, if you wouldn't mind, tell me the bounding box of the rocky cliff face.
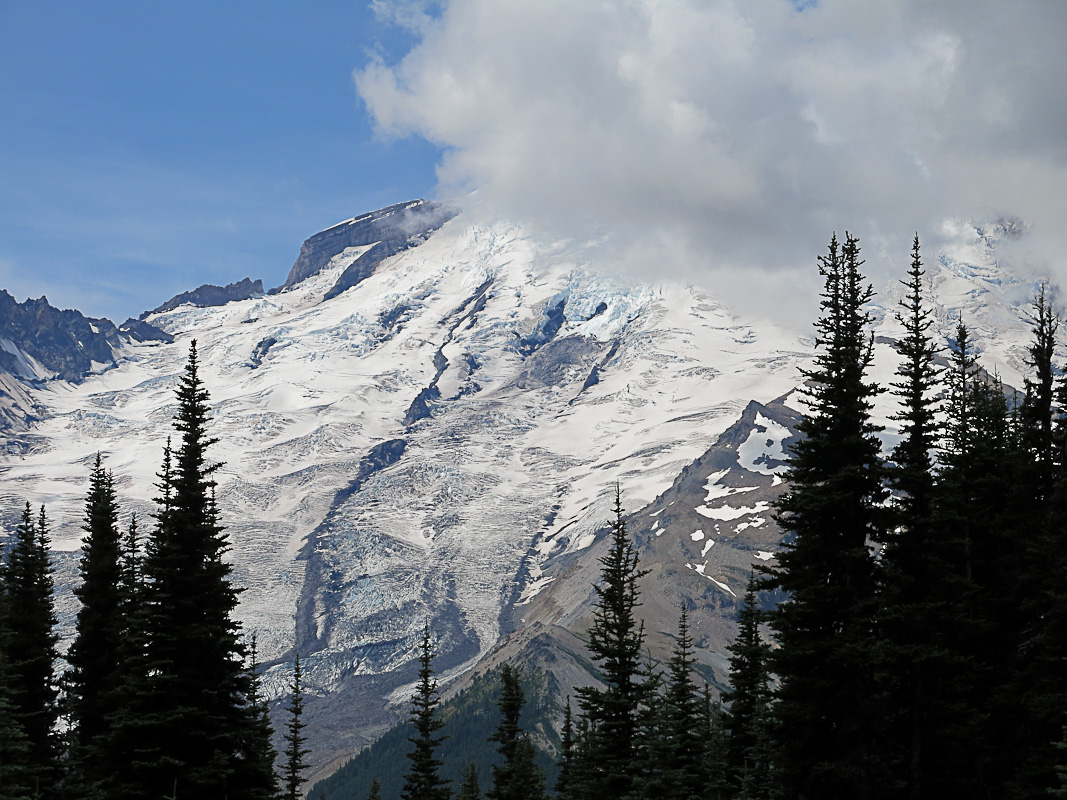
[279,199,457,298]
[145,277,264,317]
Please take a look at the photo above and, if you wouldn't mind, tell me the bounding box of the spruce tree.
[401,624,451,800]
[624,651,666,800]
[0,582,32,800]
[698,686,731,800]
[368,777,384,800]
[573,486,648,799]
[873,237,968,799]
[723,575,772,797]
[1004,286,1067,798]
[657,607,704,800]
[65,455,124,794]
[283,654,310,800]
[554,700,575,800]
[0,503,60,798]
[487,664,545,800]
[933,319,1019,796]
[242,635,280,799]
[765,233,888,799]
[103,342,254,799]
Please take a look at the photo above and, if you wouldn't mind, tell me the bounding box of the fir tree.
[0,583,32,800]
[65,455,124,794]
[102,342,254,800]
[625,651,666,800]
[573,486,648,799]
[487,664,545,800]
[283,654,310,800]
[368,777,384,800]
[554,700,575,800]
[933,319,1019,796]
[1021,283,1058,498]
[1,503,59,798]
[723,575,772,797]
[242,635,280,799]
[698,686,731,800]
[659,607,704,800]
[765,233,888,799]
[401,624,451,800]
[873,237,968,799]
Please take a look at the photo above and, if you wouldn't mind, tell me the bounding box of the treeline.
[6,229,1067,800]
[0,342,310,800]
[338,233,1067,800]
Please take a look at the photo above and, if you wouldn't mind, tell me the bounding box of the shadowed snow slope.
[0,205,1049,778]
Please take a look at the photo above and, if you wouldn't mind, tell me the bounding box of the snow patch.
[695,502,770,520]
[738,413,790,475]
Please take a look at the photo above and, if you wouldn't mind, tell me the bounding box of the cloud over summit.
[356,0,1067,316]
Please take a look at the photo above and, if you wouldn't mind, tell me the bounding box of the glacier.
[0,203,1050,778]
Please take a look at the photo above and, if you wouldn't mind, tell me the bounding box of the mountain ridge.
[0,201,1049,783]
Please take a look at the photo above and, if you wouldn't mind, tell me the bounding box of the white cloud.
[355,0,1067,322]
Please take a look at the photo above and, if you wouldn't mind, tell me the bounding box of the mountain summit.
[0,202,1046,779]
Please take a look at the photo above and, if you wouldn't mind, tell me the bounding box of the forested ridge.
[4,233,1067,799]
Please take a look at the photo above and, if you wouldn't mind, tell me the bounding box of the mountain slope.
[0,204,1047,780]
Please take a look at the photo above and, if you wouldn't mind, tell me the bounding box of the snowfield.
[0,207,1048,773]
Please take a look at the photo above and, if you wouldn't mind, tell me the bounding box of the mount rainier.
[0,201,1046,779]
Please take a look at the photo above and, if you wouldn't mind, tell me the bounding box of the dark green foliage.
[723,576,773,797]
[243,636,280,799]
[401,624,451,800]
[101,341,257,800]
[457,765,480,800]
[699,686,731,800]
[487,664,545,800]
[1021,283,1058,498]
[659,607,706,800]
[0,583,33,800]
[311,667,558,800]
[369,777,384,800]
[0,503,59,798]
[765,233,887,799]
[573,486,649,799]
[283,655,310,800]
[65,455,124,794]
[874,239,970,799]
[554,700,574,800]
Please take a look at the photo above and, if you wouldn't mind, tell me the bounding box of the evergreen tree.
[873,237,970,799]
[554,700,575,800]
[242,635,280,799]
[401,624,451,800]
[102,342,254,799]
[659,607,704,800]
[1004,286,1067,798]
[65,455,124,794]
[283,654,310,800]
[0,503,60,798]
[487,664,545,800]
[698,686,731,800]
[0,583,32,800]
[933,319,1020,796]
[368,777,384,800]
[1021,282,1058,499]
[625,651,667,800]
[573,486,648,799]
[765,233,888,799]
[723,575,772,797]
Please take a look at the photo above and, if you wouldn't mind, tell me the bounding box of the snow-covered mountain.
[0,202,1047,778]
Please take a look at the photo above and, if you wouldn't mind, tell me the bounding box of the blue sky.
[0,1,443,321]
[4,1,1067,325]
